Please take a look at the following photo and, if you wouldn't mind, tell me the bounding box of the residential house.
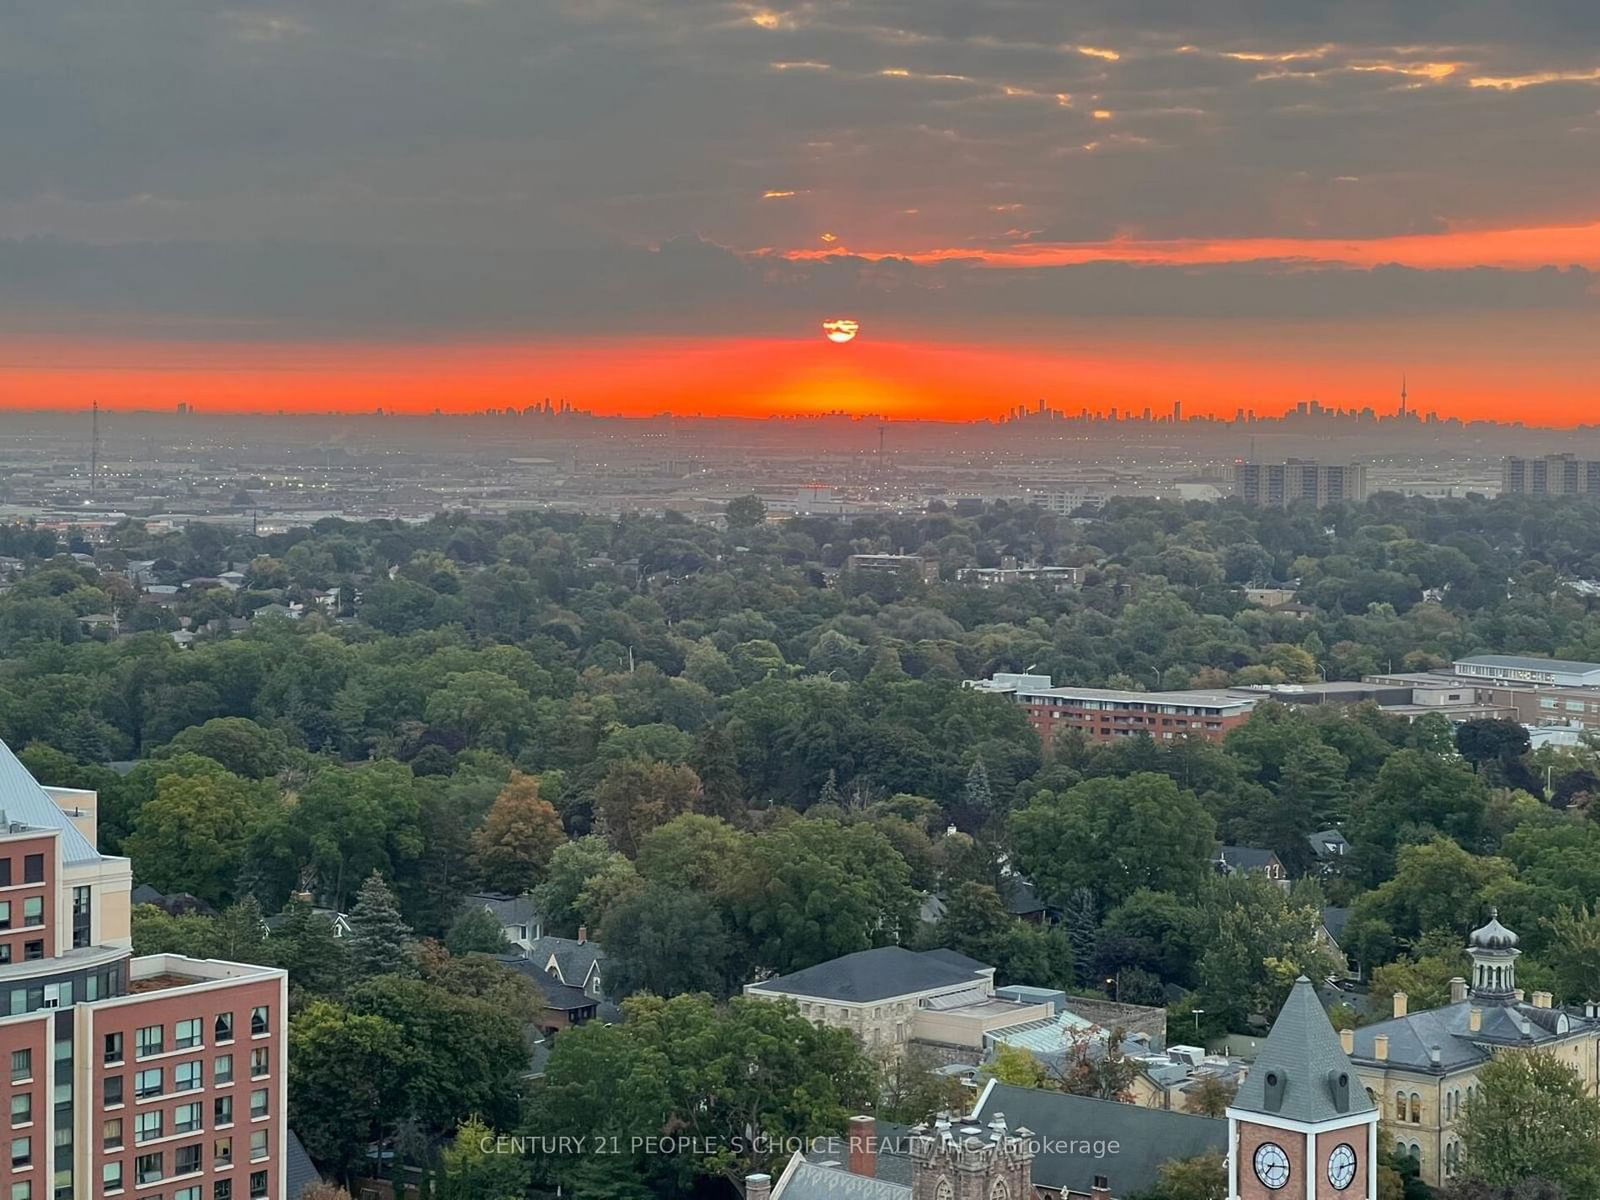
[462,891,544,951]
[1308,829,1352,866]
[1318,907,1360,980]
[1212,845,1289,885]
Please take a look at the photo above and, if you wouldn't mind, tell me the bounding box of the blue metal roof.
[0,739,104,866]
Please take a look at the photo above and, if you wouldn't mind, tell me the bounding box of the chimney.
[1535,991,1552,1009]
[1374,1035,1389,1062]
[1091,1179,1111,1200]
[1340,1027,1354,1054]
[577,925,588,945]
[1429,1046,1442,1069]
[1469,1008,1482,1033]
[1393,992,1408,1019]
[1586,1001,1600,1020]
[1450,977,1468,1004]
[745,1174,772,1200]
[848,1115,876,1178]
[1514,988,1525,1003]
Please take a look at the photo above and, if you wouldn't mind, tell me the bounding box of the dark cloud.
[0,1,1597,337]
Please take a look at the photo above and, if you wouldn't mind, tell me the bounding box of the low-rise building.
[967,674,1259,748]
[744,947,1048,1055]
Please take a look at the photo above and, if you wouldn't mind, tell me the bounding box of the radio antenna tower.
[89,401,100,499]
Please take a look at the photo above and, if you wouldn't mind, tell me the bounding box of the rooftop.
[1456,654,1600,676]
[1232,976,1375,1124]
[748,946,990,1003]
[0,738,104,866]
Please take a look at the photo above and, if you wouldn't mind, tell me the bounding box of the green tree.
[268,896,352,1001]
[1187,1075,1238,1119]
[288,1000,411,1180]
[635,814,747,891]
[877,1046,970,1124]
[986,1043,1046,1088]
[597,882,735,999]
[725,495,768,529]
[532,993,874,1190]
[1542,905,1600,1004]
[1192,874,1337,1031]
[125,769,275,905]
[156,717,289,779]
[533,836,641,938]
[436,1117,530,1200]
[1011,774,1216,909]
[724,818,917,975]
[444,906,510,956]
[1134,1151,1227,1200]
[347,871,418,980]
[1457,1050,1600,1197]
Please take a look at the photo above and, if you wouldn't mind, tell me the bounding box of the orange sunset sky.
[2,3,1598,424]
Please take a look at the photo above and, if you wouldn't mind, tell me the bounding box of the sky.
[2,1,1599,422]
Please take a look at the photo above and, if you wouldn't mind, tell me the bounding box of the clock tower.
[1227,976,1378,1200]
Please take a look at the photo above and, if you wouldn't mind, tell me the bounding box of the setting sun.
[823,318,860,344]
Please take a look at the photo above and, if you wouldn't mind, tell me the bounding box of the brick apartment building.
[0,740,287,1200]
[966,673,1259,749]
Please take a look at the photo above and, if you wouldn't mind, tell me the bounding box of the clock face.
[1328,1143,1358,1190]
[1253,1142,1291,1190]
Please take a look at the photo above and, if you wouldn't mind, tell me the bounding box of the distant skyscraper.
[1173,401,1183,423]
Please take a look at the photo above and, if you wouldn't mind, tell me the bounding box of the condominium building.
[966,673,1259,748]
[1501,454,1600,497]
[0,741,287,1200]
[1233,460,1367,508]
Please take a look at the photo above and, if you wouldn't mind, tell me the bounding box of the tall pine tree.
[347,871,418,980]
[964,757,994,823]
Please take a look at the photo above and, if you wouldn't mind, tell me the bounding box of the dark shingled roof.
[1321,907,1352,944]
[1233,976,1376,1124]
[1350,999,1588,1071]
[1218,845,1281,873]
[284,1129,322,1199]
[527,935,603,988]
[974,1082,1226,1197]
[748,947,989,1003]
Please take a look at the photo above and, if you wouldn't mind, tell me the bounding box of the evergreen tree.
[690,724,744,822]
[1061,887,1100,974]
[817,769,842,809]
[269,895,351,1000]
[964,756,994,824]
[212,897,269,963]
[347,871,418,980]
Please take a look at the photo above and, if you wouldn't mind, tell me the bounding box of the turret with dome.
[1467,907,1521,1004]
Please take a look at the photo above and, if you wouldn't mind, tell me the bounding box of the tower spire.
[1399,374,1408,417]
[89,400,100,498]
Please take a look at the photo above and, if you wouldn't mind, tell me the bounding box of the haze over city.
[3,2,1599,423]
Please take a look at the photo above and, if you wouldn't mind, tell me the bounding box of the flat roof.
[1457,654,1600,675]
[1015,686,1257,707]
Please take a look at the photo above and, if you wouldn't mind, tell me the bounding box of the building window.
[22,855,42,885]
[8,1184,25,1200]
[214,1054,233,1085]
[135,1068,163,1099]
[10,1136,29,1167]
[214,1096,233,1127]
[176,1019,202,1050]
[177,1189,202,1200]
[9,1050,29,1083]
[175,1103,202,1134]
[175,1060,203,1092]
[103,1075,123,1106]
[7,1094,26,1126]
[135,1110,164,1144]
[249,1088,268,1119]
[1394,1090,1405,1121]
[104,1032,124,1064]
[102,1162,124,1193]
[214,1013,234,1043]
[136,1025,165,1058]
[250,1129,268,1160]
[0,945,9,965]
[249,1006,269,1037]
[214,1180,232,1200]
[0,901,10,930]
[136,1152,164,1185]
[1410,1092,1422,1123]
[176,1143,202,1175]
[22,941,41,962]
[104,1117,123,1149]
[250,1171,268,1199]
[214,1136,232,1166]
[250,1048,270,1078]
[71,886,91,949]
[0,861,9,887]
